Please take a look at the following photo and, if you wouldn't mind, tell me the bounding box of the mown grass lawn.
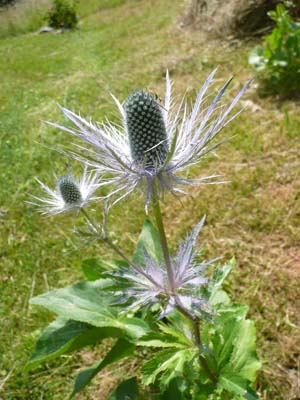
[1,0,299,399]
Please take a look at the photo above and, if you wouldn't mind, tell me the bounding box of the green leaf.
[141,348,197,389]
[218,371,260,400]
[161,377,187,400]
[209,259,235,306]
[71,338,135,398]
[138,332,186,349]
[194,382,215,399]
[30,279,119,328]
[120,317,150,340]
[210,304,261,388]
[132,219,163,266]
[229,319,262,382]
[82,258,128,281]
[210,290,230,306]
[30,280,149,339]
[108,377,139,400]
[26,317,122,371]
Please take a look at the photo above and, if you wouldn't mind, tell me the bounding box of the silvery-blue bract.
[30,167,99,214]
[50,70,250,210]
[111,216,219,318]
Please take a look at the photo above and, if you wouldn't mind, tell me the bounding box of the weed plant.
[249,2,300,98]
[45,0,78,30]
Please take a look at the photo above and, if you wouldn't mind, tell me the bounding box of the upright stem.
[151,189,217,385]
[194,320,217,384]
[151,187,175,292]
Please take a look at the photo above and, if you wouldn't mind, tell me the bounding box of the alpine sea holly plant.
[28,71,261,399]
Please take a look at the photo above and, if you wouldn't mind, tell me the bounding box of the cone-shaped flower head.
[29,167,99,215]
[124,90,168,168]
[58,175,82,204]
[50,70,251,209]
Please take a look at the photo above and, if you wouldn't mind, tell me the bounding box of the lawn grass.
[0,0,300,399]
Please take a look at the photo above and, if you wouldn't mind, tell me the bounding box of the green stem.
[151,190,217,385]
[151,188,175,292]
[80,208,98,231]
[193,320,217,384]
[80,208,163,289]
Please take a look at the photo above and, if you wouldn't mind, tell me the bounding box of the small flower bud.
[58,176,82,204]
[124,90,168,168]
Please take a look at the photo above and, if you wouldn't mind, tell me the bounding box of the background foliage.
[45,0,78,30]
[249,2,300,98]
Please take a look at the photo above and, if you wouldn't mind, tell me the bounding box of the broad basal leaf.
[30,279,149,339]
[30,279,119,328]
[132,219,163,266]
[26,317,122,371]
[71,338,135,397]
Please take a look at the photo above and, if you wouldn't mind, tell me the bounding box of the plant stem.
[193,320,217,384]
[80,208,163,289]
[151,191,217,385]
[80,207,97,230]
[151,188,175,292]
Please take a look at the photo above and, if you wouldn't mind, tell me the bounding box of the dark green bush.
[0,0,16,7]
[249,2,300,98]
[45,0,78,30]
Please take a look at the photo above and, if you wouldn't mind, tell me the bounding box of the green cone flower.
[124,90,168,168]
[58,176,82,204]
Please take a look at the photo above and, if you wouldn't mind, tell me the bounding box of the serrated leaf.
[71,338,135,398]
[230,319,262,382]
[141,348,197,389]
[158,323,193,347]
[218,372,260,400]
[108,377,139,400]
[26,317,122,371]
[211,304,261,386]
[132,219,163,266]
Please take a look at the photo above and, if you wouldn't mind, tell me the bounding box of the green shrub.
[0,0,16,7]
[45,0,78,30]
[249,2,300,98]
